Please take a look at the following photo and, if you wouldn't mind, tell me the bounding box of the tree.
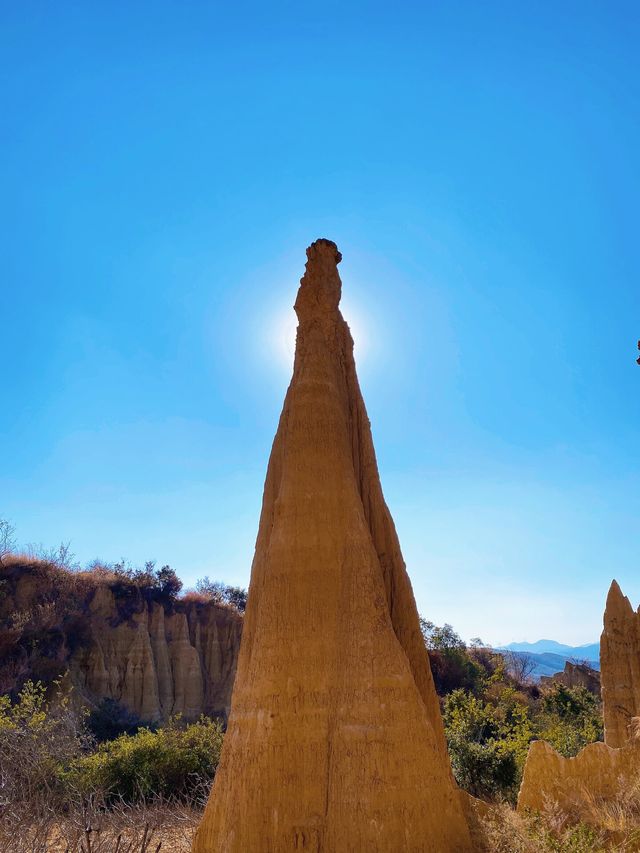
[155,565,183,600]
[537,683,603,757]
[419,618,484,695]
[503,651,536,686]
[0,519,16,563]
[420,619,467,651]
[195,577,247,612]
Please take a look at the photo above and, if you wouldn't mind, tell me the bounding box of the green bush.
[0,680,89,808]
[444,687,533,799]
[421,620,605,802]
[443,678,604,801]
[537,683,603,758]
[69,715,223,802]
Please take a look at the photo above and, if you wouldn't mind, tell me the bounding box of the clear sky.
[2,2,638,646]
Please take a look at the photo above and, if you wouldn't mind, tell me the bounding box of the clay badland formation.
[74,585,241,722]
[193,240,473,851]
[518,580,640,815]
[0,559,242,722]
[600,579,640,749]
[538,660,600,694]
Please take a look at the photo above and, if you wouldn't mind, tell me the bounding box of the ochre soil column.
[601,580,640,748]
[517,580,640,817]
[193,240,472,852]
[517,735,640,816]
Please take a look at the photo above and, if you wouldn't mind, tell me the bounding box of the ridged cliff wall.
[0,559,243,722]
[70,585,242,721]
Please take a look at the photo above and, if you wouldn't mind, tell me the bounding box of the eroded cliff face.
[70,586,242,722]
[194,240,472,852]
[517,729,640,816]
[517,580,640,817]
[539,661,600,695]
[601,580,640,748]
[0,560,242,722]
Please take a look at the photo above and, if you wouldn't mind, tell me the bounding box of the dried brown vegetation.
[0,797,201,853]
[481,780,640,852]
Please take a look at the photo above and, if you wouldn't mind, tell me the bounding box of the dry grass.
[0,798,202,853]
[480,781,640,852]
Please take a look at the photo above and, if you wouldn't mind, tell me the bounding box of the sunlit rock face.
[517,580,640,818]
[70,586,242,722]
[517,729,640,816]
[601,580,640,748]
[539,661,600,695]
[0,560,243,723]
[193,240,472,852]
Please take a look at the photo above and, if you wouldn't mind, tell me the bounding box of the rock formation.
[539,661,600,695]
[517,580,640,817]
[71,586,241,722]
[517,728,640,816]
[0,559,242,722]
[193,240,472,852]
[600,580,640,748]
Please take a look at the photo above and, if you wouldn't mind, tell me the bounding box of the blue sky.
[2,2,638,646]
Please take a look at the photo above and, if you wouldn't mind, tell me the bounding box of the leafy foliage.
[195,577,247,612]
[0,679,223,811]
[108,560,183,604]
[421,619,487,694]
[444,687,533,799]
[422,620,604,802]
[0,680,89,809]
[537,683,603,757]
[69,716,223,803]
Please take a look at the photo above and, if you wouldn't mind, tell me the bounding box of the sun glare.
[265,291,371,374]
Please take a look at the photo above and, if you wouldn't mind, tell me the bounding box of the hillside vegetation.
[421,620,603,802]
[0,551,245,702]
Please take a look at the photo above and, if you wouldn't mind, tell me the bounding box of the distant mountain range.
[495,639,600,679]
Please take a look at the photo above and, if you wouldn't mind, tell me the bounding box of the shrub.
[195,577,247,612]
[0,680,89,810]
[444,688,528,799]
[537,683,603,758]
[108,560,183,605]
[69,716,224,803]
[421,619,486,694]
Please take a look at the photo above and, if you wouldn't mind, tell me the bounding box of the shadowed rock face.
[193,240,472,852]
[601,580,640,748]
